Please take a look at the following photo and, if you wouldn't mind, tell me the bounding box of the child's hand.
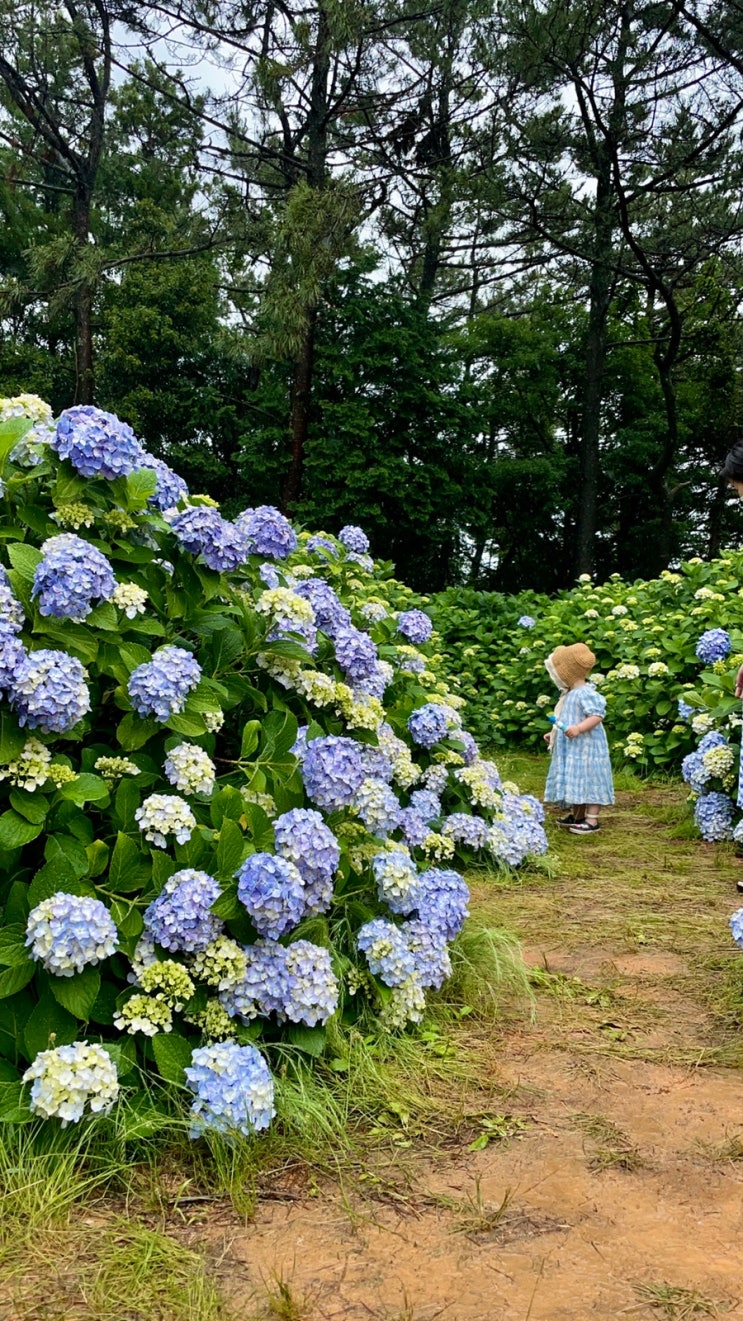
[565,725,581,739]
[543,732,551,743]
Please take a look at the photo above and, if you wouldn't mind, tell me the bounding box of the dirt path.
[201,781,743,1321]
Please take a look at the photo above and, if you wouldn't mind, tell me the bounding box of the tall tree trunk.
[575,162,614,577]
[282,306,317,513]
[707,472,728,560]
[73,190,94,404]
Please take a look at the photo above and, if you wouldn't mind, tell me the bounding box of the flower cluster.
[694,791,734,841]
[273,808,339,915]
[23,1042,119,1125]
[139,959,196,1009]
[372,849,419,914]
[128,646,201,722]
[517,615,536,628]
[408,703,450,749]
[52,406,144,479]
[338,525,369,554]
[221,937,338,1026]
[164,743,216,796]
[235,852,306,938]
[191,936,247,990]
[170,506,250,572]
[353,778,401,838]
[135,793,196,848]
[185,1042,275,1136]
[696,629,731,665]
[143,869,222,951]
[357,918,415,986]
[301,735,367,809]
[26,893,118,976]
[112,582,149,617]
[139,454,189,512]
[11,649,90,733]
[396,610,433,644]
[0,737,52,789]
[114,994,173,1036]
[235,506,298,559]
[33,534,116,622]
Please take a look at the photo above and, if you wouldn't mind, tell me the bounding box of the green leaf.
[0,961,35,1000]
[0,1082,32,1124]
[9,788,49,825]
[117,712,158,751]
[287,1024,327,1057]
[210,786,244,830]
[49,967,101,1021]
[166,711,206,737]
[151,1031,193,1085]
[111,897,145,941]
[108,831,151,893]
[115,777,141,831]
[210,887,240,920]
[86,602,119,631]
[216,818,247,880]
[7,542,43,582]
[241,802,275,850]
[0,811,42,849]
[125,468,158,510]
[240,720,261,759]
[24,991,78,1058]
[86,839,110,877]
[59,773,110,806]
[0,711,26,763]
[45,834,89,878]
[0,926,31,967]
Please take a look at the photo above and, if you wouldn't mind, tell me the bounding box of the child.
[543,643,614,834]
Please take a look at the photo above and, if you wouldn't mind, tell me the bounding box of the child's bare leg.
[569,804,600,834]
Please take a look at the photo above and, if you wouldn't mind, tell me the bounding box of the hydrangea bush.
[0,395,547,1137]
[432,555,743,771]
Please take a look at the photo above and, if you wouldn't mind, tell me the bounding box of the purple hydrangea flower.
[696,629,731,664]
[139,454,189,512]
[454,730,478,766]
[185,1042,275,1136]
[273,808,340,915]
[0,583,24,637]
[694,791,734,841]
[408,703,450,749]
[301,735,367,809]
[403,918,452,989]
[235,852,306,939]
[357,918,415,987]
[441,813,489,850]
[333,623,379,685]
[677,697,695,721]
[52,406,144,479]
[338,525,370,554]
[26,892,118,976]
[353,778,402,838]
[415,868,469,940]
[372,849,420,914]
[259,562,281,589]
[11,648,90,733]
[306,535,338,559]
[396,610,433,644]
[221,939,290,1021]
[408,789,442,823]
[294,579,351,637]
[681,750,708,793]
[235,506,298,559]
[128,645,201,722]
[698,731,727,754]
[0,636,27,693]
[170,506,250,572]
[32,534,116,621]
[397,808,430,849]
[730,907,743,950]
[143,869,223,952]
[517,615,536,628]
[282,940,339,1026]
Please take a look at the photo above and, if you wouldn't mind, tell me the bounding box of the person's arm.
[565,714,602,739]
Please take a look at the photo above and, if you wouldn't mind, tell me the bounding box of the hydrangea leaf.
[23,989,78,1057]
[108,832,152,893]
[9,789,49,825]
[0,960,35,1000]
[44,834,89,878]
[0,712,26,763]
[49,966,101,1021]
[0,811,43,849]
[216,818,247,880]
[0,925,30,967]
[117,712,159,751]
[58,774,111,806]
[0,1081,32,1124]
[151,1030,194,1085]
[240,720,261,759]
[6,542,43,583]
[287,1025,327,1057]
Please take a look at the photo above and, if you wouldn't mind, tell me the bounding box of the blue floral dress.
[544,684,615,807]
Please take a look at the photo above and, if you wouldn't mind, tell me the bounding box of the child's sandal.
[556,813,576,827]
[569,820,600,834]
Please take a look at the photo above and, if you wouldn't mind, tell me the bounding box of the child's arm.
[565,714,602,739]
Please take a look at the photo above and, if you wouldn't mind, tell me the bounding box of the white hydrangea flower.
[611,605,628,616]
[203,710,225,733]
[615,664,640,680]
[94,755,139,783]
[0,738,52,790]
[294,670,337,707]
[112,582,149,618]
[135,794,196,848]
[691,712,714,737]
[114,994,173,1036]
[164,743,216,796]
[23,1042,119,1124]
[536,694,551,708]
[648,662,669,677]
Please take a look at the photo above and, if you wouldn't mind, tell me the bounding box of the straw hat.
[547,643,596,690]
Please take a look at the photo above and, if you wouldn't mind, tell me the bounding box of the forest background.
[3,0,743,595]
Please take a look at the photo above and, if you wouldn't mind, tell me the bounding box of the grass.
[572,1112,644,1172]
[633,1281,731,1317]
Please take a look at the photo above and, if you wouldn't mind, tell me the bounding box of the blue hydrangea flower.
[696,629,731,664]
[353,778,402,838]
[281,940,339,1026]
[517,615,536,628]
[52,406,145,479]
[170,506,250,572]
[128,645,201,722]
[273,807,340,915]
[301,735,367,809]
[294,579,350,637]
[11,648,90,733]
[26,892,118,976]
[698,731,727,754]
[677,697,695,721]
[306,535,339,559]
[681,750,709,793]
[259,562,281,588]
[694,791,734,841]
[338,525,369,554]
[355,662,390,700]
[408,703,450,749]
[32,534,116,621]
[454,730,479,766]
[333,623,379,685]
[398,808,430,848]
[441,813,490,850]
[291,726,310,762]
[415,868,469,939]
[235,852,306,939]
[185,1042,275,1136]
[235,506,298,559]
[143,869,223,952]
[372,849,420,914]
[423,764,450,795]
[357,918,415,987]
[730,907,743,950]
[221,939,290,1021]
[403,918,452,989]
[396,610,433,644]
[0,582,24,637]
[488,794,548,866]
[0,636,27,693]
[359,743,394,784]
[408,789,442,823]
[139,454,189,512]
